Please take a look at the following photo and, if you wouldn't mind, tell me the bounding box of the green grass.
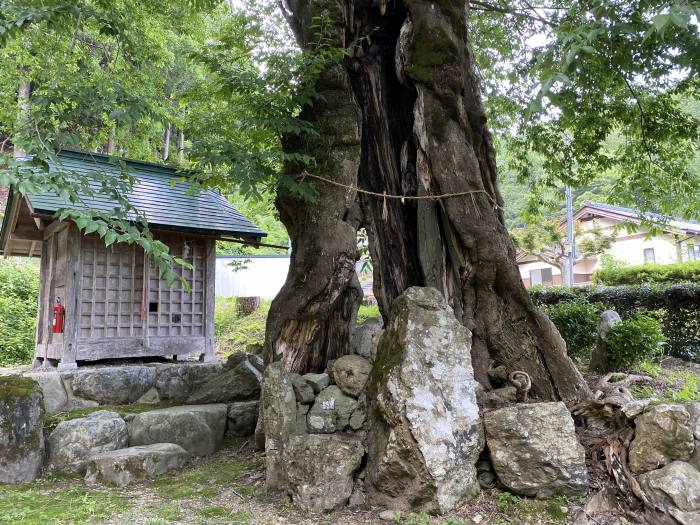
[490,491,579,524]
[664,371,700,402]
[150,455,261,500]
[630,362,700,402]
[215,297,270,356]
[194,507,251,523]
[0,483,127,525]
[636,360,662,377]
[357,303,380,323]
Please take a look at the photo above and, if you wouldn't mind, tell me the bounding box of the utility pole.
[564,132,575,287]
[565,185,575,287]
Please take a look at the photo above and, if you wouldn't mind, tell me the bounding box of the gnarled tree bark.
[270,0,591,404]
[263,1,363,374]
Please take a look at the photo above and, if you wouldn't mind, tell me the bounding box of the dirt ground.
[1,437,595,525]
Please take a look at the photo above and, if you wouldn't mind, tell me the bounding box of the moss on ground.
[149,455,262,500]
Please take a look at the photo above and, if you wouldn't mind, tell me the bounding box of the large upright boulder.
[484,402,588,498]
[261,362,298,491]
[366,287,484,514]
[629,404,695,474]
[0,376,45,483]
[589,310,621,373]
[127,404,227,456]
[47,410,128,475]
[284,434,365,512]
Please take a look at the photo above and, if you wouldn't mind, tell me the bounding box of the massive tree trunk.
[270,0,590,404]
[263,1,363,374]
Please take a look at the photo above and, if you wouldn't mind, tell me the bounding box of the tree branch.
[469,0,558,27]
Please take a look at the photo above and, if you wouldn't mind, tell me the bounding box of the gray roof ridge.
[581,200,700,231]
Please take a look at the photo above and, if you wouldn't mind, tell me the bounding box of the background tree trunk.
[236,296,261,316]
[271,0,590,403]
[263,1,363,374]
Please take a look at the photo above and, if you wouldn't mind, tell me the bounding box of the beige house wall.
[517,216,700,288]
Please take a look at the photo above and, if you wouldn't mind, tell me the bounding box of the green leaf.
[104,230,118,246]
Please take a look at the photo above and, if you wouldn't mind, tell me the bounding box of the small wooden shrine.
[0,150,266,369]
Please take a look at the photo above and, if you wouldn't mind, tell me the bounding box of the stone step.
[85,443,190,487]
[47,410,128,476]
[126,404,227,456]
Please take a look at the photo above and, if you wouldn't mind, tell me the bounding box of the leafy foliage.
[0,260,39,366]
[473,0,700,225]
[605,314,666,369]
[0,0,226,284]
[542,299,599,360]
[531,283,700,361]
[511,218,614,276]
[593,260,700,285]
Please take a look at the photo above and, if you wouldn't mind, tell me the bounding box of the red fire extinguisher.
[52,298,65,334]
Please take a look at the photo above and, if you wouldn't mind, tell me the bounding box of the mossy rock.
[0,376,45,483]
[84,443,190,487]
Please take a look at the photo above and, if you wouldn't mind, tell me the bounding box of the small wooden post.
[202,238,216,362]
[59,225,81,369]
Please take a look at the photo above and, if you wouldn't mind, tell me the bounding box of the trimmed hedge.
[531,283,700,362]
[593,260,700,286]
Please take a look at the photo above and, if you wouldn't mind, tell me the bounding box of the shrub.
[542,299,599,360]
[530,283,700,362]
[604,314,666,369]
[0,260,39,366]
[593,260,700,286]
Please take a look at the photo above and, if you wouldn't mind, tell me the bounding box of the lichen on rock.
[366,286,484,514]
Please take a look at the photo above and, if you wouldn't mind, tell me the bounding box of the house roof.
[574,200,700,235]
[515,200,700,266]
[0,150,267,256]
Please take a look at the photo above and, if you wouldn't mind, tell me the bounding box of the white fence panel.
[215,255,290,299]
